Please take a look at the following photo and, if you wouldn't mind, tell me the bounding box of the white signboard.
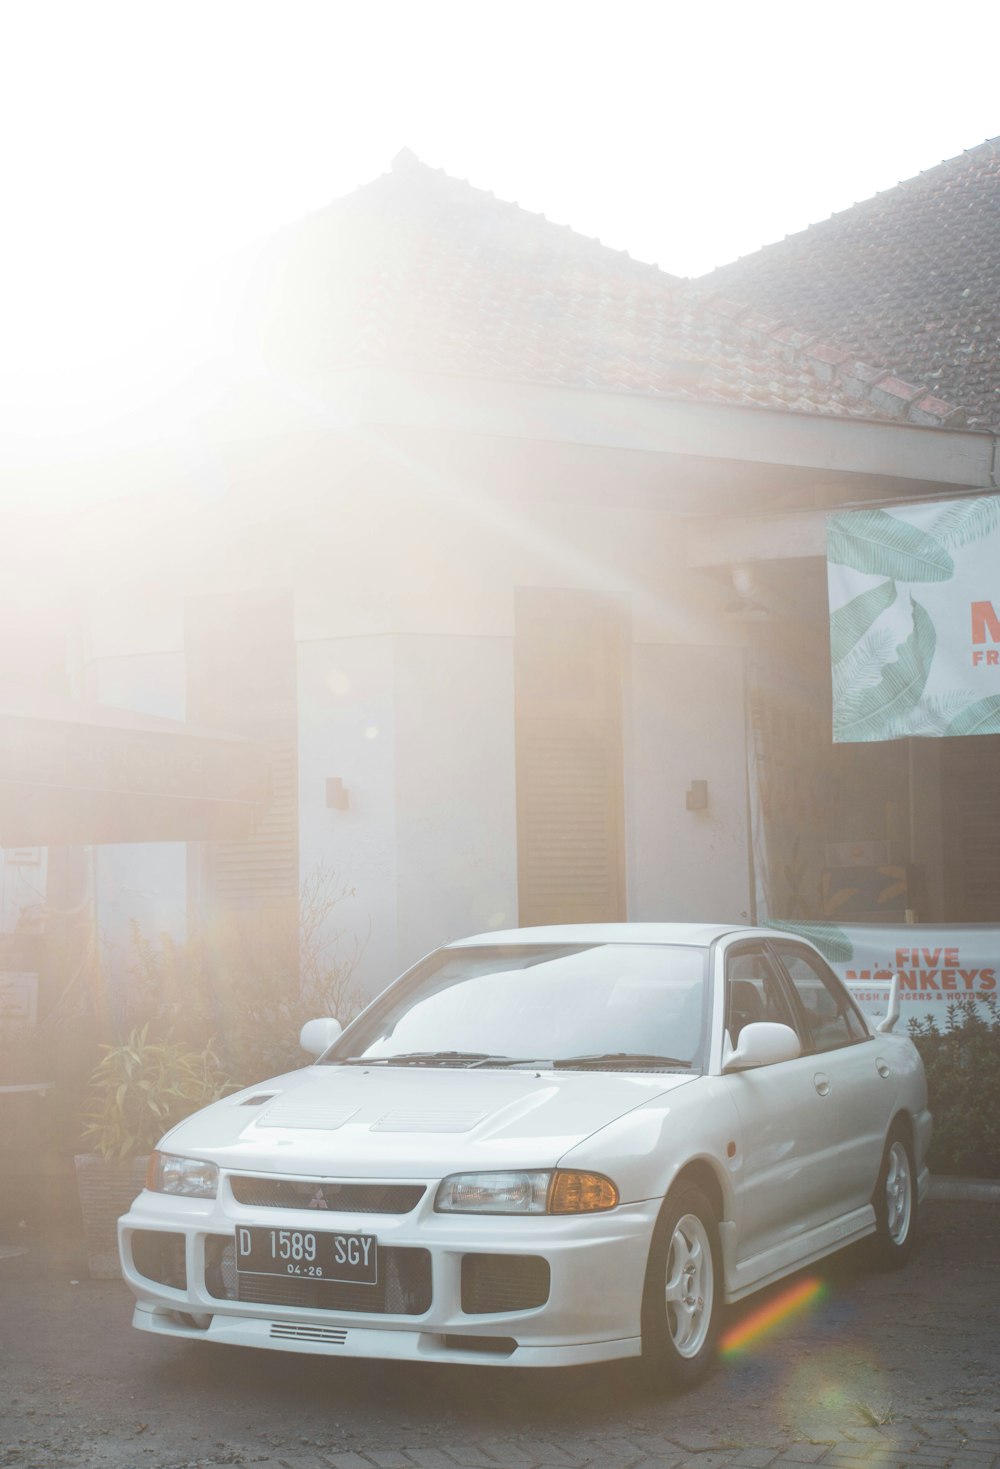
[827,495,1000,742]
[0,972,38,1023]
[767,920,999,1024]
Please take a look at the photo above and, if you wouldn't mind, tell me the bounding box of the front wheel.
[638,1184,721,1392]
[870,1124,917,1270]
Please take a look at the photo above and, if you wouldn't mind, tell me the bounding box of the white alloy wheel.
[639,1183,721,1391]
[884,1138,912,1246]
[664,1211,714,1358]
[871,1124,917,1269]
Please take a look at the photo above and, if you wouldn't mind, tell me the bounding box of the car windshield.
[323,942,708,1070]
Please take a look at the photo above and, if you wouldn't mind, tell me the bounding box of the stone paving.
[2,1185,998,1469]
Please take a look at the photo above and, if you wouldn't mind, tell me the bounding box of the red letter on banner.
[971,601,1000,644]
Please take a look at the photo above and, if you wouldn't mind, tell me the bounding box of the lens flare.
[720,1275,827,1357]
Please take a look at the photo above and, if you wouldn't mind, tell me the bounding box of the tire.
[638,1184,721,1392]
[870,1123,917,1270]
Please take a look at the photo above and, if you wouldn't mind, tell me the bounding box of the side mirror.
[723,1021,801,1073]
[299,1017,343,1058]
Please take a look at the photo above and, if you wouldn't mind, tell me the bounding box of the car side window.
[773,946,868,1054]
[725,948,797,1046]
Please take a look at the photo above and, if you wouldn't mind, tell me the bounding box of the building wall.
[90,650,188,964]
[79,485,753,1003]
[628,643,752,922]
[297,635,398,1000]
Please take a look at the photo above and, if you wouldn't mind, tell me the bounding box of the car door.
[719,940,842,1276]
[767,939,887,1216]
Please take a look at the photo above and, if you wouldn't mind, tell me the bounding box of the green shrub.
[126,865,368,1088]
[908,996,1000,1179]
[81,1024,232,1161]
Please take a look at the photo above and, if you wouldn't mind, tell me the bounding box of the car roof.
[445,921,766,950]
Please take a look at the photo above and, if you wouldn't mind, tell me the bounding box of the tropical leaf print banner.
[827,496,1000,742]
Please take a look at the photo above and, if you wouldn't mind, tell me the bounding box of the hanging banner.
[827,495,1000,742]
[766,920,999,1024]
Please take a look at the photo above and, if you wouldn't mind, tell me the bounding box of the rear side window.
[773,945,868,1053]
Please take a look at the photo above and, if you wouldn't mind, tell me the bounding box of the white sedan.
[118,922,931,1389]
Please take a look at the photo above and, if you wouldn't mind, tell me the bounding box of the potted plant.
[75,1025,231,1278]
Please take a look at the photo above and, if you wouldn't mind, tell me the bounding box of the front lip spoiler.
[131,1302,642,1368]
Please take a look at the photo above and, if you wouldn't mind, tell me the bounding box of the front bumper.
[118,1172,660,1368]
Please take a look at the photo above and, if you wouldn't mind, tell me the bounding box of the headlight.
[145,1151,219,1199]
[434,1169,618,1215]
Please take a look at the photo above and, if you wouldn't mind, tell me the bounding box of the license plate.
[235,1226,378,1285]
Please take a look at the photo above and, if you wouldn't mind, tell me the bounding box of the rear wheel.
[638,1184,721,1392]
[870,1124,916,1269]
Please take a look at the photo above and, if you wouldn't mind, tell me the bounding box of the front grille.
[461,1253,550,1314]
[229,1176,426,1214]
[204,1235,431,1315]
[131,1230,187,1290]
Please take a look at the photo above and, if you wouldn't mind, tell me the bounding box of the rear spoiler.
[875,973,902,1034]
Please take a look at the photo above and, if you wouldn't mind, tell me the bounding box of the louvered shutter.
[514,589,626,926]
[942,735,1000,921]
[185,592,299,955]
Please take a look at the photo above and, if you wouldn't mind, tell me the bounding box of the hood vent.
[370,1109,485,1134]
[238,1093,277,1107]
[256,1098,359,1130]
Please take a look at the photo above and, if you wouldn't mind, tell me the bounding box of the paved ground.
[2,1188,998,1469]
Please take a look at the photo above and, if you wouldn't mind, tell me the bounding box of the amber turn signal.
[548,1170,619,1213]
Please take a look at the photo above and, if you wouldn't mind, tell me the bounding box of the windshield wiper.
[552,1053,693,1070]
[337,1051,514,1068]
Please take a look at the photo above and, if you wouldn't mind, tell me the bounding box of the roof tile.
[707,136,1000,426]
[241,153,968,430]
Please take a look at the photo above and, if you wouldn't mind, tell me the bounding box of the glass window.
[772,945,869,1053]
[325,943,708,1069]
[725,947,797,1045]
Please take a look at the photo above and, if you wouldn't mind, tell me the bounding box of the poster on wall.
[767,920,999,1024]
[826,495,1000,742]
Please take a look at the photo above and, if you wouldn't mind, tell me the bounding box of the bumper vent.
[270,1323,348,1344]
[229,1177,425,1214]
[461,1253,550,1314]
[204,1236,431,1315]
[443,1334,517,1356]
[131,1231,187,1290]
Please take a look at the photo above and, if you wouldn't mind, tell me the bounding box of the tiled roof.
[243,151,965,428]
[706,137,1000,428]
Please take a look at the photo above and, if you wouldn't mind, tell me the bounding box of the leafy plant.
[833,596,935,742]
[908,996,1000,1179]
[763,920,853,964]
[81,1024,232,1161]
[829,579,896,664]
[827,508,953,582]
[126,864,369,1087]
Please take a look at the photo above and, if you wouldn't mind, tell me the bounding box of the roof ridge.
[352,149,684,284]
[706,134,1000,274]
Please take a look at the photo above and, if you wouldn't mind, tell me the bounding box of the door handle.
[876,1056,891,1078]
[814,1072,830,1097]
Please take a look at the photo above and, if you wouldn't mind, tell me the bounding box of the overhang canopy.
[0,686,270,846]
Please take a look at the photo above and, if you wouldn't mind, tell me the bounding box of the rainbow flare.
[720,1275,827,1357]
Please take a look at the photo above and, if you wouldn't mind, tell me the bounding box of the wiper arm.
[552,1053,693,1070]
[339,1051,513,1068]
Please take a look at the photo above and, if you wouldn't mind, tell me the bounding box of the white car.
[118,923,931,1389]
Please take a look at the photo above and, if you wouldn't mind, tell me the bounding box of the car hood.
[159,1063,698,1177]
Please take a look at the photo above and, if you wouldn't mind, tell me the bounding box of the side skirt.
[721,1205,876,1305]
